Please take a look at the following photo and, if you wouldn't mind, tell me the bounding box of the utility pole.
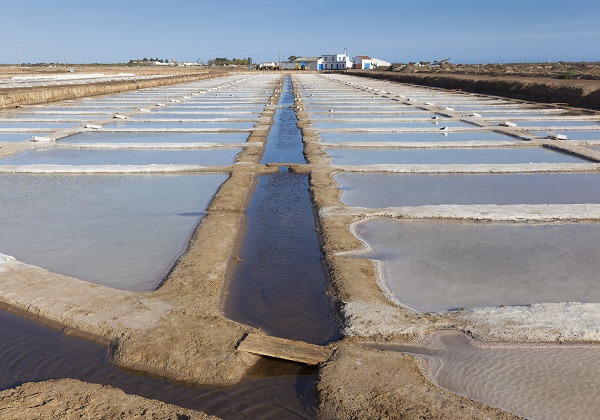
[14,46,20,67]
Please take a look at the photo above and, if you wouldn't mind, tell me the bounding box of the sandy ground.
[0,379,216,419]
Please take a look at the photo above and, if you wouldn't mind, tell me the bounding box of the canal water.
[260,76,306,164]
[0,310,318,419]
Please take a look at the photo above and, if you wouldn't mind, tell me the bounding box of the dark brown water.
[226,170,340,345]
[0,310,318,419]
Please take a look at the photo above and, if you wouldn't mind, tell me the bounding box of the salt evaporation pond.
[0,121,78,129]
[374,332,600,420]
[0,148,241,166]
[0,173,227,291]
[320,131,519,144]
[530,130,600,141]
[104,121,254,130]
[336,173,600,206]
[327,147,585,165]
[312,120,475,129]
[310,113,438,120]
[517,120,600,128]
[355,219,600,312]
[59,131,249,144]
[0,133,39,142]
[132,113,256,120]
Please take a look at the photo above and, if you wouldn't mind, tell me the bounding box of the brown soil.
[346,68,600,110]
[0,379,216,419]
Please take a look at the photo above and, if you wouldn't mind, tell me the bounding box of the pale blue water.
[517,120,600,127]
[59,131,249,144]
[530,130,600,141]
[326,147,586,165]
[104,121,254,129]
[313,120,477,129]
[0,173,228,291]
[0,121,77,129]
[320,131,519,143]
[0,148,241,166]
[0,133,39,142]
[336,173,600,206]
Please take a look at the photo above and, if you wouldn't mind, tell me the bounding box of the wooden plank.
[237,333,333,365]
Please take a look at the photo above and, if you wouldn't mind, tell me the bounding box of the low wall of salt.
[0,73,227,109]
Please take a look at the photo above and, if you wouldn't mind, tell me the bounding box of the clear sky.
[1,0,599,65]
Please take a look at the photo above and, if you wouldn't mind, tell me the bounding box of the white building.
[321,50,353,70]
[353,55,392,69]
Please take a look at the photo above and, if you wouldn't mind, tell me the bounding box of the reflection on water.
[261,76,305,164]
[372,332,600,420]
[227,170,339,345]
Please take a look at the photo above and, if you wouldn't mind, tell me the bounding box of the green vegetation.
[207,57,252,66]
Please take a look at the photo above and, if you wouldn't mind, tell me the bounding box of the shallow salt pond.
[320,131,518,144]
[336,173,600,206]
[355,219,600,311]
[0,148,241,166]
[0,121,78,129]
[327,147,585,165]
[0,173,227,291]
[373,332,600,420]
[104,121,254,130]
[0,133,40,142]
[530,130,600,141]
[516,120,600,128]
[59,131,249,144]
[312,120,475,129]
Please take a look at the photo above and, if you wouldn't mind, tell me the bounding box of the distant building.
[293,57,323,70]
[321,50,353,70]
[354,55,391,69]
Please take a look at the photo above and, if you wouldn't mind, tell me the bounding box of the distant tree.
[142,58,148,62]
[288,55,299,62]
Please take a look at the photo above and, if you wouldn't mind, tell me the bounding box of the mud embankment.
[344,70,600,110]
[0,73,228,109]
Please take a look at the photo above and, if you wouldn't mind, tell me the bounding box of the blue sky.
[1,0,599,64]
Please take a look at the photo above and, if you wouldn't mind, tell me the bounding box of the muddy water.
[226,170,339,345]
[0,310,318,419]
[260,76,305,164]
[372,332,600,420]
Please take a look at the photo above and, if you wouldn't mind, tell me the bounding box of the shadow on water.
[0,310,319,419]
[226,169,340,346]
